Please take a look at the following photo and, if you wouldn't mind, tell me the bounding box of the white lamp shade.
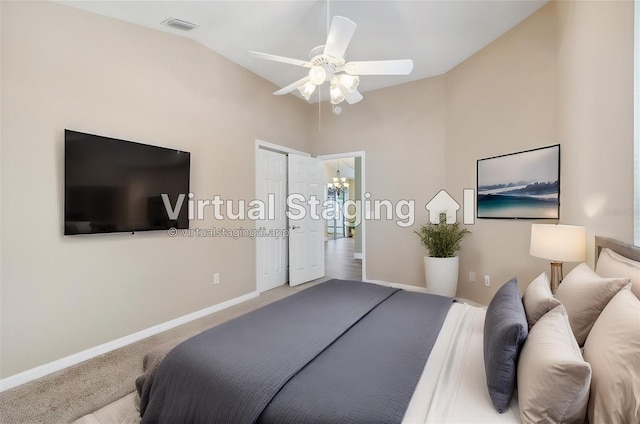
[298,81,316,100]
[530,224,586,262]
[329,84,345,105]
[338,74,360,92]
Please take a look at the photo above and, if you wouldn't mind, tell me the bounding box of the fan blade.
[323,16,357,59]
[274,76,310,96]
[343,59,414,76]
[249,51,312,68]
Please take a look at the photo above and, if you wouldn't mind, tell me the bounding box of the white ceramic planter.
[424,256,459,297]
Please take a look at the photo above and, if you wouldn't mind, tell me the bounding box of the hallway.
[324,237,362,281]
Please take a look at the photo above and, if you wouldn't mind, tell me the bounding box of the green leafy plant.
[415,213,471,258]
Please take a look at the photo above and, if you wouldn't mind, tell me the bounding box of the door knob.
[291,225,300,230]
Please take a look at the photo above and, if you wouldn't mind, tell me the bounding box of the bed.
[77,236,640,424]
[136,280,522,424]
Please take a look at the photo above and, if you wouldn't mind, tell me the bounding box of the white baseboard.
[353,252,363,260]
[0,290,259,392]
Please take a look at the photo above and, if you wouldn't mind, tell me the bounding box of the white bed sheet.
[403,302,520,424]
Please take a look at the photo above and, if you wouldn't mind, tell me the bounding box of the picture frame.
[477,144,560,219]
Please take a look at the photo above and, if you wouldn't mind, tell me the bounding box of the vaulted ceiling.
[56,1,548,102]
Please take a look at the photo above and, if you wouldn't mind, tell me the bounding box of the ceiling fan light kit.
[338,74,359,92]
[309,66,328,85]
[298,81,316,101]
[329,83,345,105]
[249,15,413,113]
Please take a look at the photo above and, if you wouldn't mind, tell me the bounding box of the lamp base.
[550,261,564,294]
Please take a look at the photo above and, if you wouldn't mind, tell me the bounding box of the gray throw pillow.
[484,277,528,413]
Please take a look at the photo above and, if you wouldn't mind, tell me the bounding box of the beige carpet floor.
[0,279,326,424]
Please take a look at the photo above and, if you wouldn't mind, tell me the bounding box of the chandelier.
[327,160,349,194]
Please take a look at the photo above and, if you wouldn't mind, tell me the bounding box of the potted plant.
[415,213,470,297]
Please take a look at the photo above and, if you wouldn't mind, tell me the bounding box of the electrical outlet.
[469,271,476,282]
[213,273,220,285]
[484,275,491,287]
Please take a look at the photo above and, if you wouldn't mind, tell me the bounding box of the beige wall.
[0,0,4,377]
[555,0,635,255]
[311,76,447,286]
[445,4,559,304]
[0,1,311,378]
[637,1,640,247]
[446,1,634,305]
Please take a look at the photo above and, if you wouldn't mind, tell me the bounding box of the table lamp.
[530,224,586,293]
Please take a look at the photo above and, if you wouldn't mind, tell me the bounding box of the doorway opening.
[254,142,365,292]
[320,154,365,281]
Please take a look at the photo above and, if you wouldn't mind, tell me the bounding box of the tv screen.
[64,130,190,235]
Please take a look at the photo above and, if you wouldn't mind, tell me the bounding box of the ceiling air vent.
[161,17,198,31]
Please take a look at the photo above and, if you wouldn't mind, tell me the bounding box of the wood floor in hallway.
[324,237,362,281]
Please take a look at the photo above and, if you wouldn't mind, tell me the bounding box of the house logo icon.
[425,189,476,225]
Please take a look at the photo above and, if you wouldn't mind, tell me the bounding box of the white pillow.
[518,305,591,424]
[583,289,640,424]
[555,263,629,345]
[596,247,640,299]
[522,272,561,328]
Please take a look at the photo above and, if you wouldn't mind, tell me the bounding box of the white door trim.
[317,151,367,282]
[255,139,311,157]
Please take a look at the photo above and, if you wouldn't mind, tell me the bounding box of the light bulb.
[309,66,327,85]
[338,74,360,93]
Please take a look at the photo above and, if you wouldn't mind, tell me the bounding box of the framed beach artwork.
[477,144,560,219]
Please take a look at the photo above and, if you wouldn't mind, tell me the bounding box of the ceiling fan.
[249,16,413,112]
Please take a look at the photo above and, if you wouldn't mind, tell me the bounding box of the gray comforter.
[138,280,453,424]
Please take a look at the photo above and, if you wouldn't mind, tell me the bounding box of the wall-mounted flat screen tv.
[64,130,190,235]
[477,144,560,219]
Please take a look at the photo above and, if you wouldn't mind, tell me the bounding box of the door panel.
[288,154,325,286]
[256,149,288,292]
